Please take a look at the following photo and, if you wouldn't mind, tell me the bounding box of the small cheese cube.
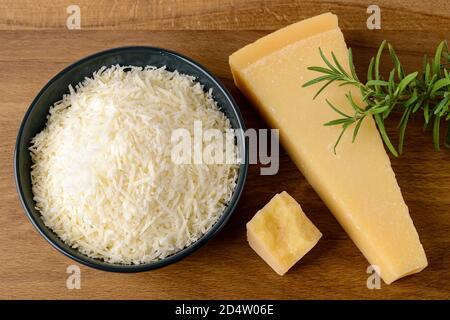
[246,191,322,275]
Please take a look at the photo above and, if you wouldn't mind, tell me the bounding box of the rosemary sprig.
[303,40,450,156]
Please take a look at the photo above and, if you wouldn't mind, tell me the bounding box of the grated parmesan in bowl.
[28,64,240,265]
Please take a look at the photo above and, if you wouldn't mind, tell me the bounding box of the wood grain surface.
[1,0,449,31]
[0,0,449,300]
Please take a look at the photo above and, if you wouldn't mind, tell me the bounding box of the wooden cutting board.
[0,0,449,299]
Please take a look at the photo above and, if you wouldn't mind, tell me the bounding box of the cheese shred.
[30,65,239,264]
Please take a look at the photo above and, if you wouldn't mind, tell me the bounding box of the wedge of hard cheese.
[247,191,322,275]
[230,13,427,284]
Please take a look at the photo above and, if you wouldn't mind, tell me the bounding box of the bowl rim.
[14,45,248,272]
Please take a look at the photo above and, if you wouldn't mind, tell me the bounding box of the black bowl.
[14,46,248,272]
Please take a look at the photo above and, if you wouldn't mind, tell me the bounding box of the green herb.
[302,40,450,156]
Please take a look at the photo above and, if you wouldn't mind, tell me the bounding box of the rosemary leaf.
[303,40,450,155]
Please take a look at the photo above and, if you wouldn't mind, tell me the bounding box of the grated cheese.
[29,65,239,264]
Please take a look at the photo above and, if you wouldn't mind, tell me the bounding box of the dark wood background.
[0,0,449,299]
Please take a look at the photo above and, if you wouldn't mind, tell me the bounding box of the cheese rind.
[230,13,338,72]
[231,13,427,284]
[246,191,322,275]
